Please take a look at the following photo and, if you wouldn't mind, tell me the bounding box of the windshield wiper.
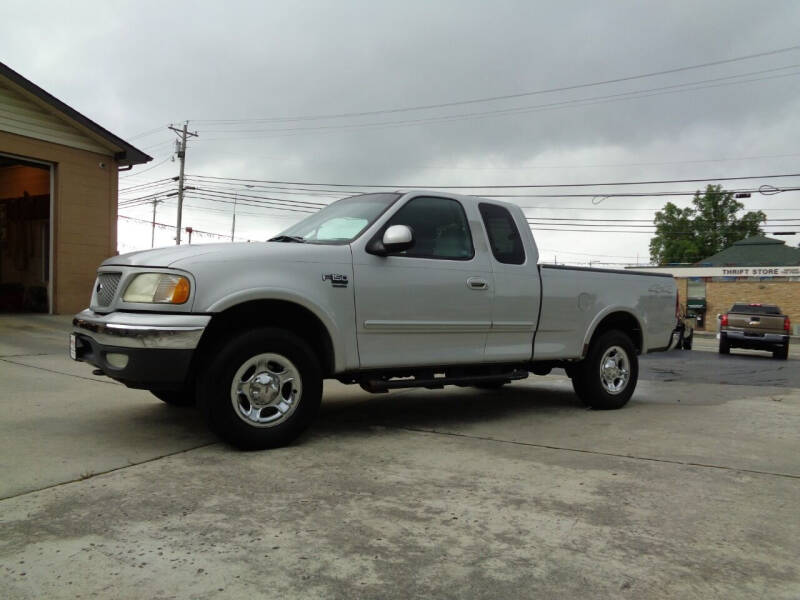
[268,235,306,243]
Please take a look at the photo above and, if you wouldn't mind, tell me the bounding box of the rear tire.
[473,381,507,390]
[774,343,789,360]
[151,389,195,407]
[198,327,322,450]
[718,335,730,355]
[571,330,638,410]
[682,334,693,350]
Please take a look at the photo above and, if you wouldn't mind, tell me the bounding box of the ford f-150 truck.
[71,191,678,449]
[719,302,791,359]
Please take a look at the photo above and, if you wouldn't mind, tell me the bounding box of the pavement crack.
[394,426,800,481]
[0,441,220,502]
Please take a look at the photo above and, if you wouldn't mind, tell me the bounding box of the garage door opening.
[0,155,51,313]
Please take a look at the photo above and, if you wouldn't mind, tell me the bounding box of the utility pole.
[149,190,180,248]
[230,193,238,242]
[168,121,198,245]
[230,185,252,242]
[150,198,163,248]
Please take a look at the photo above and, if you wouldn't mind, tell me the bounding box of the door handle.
[467,277,488,290]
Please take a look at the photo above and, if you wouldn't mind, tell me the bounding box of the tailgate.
[727,312,785,334]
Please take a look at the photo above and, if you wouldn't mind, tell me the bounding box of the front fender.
[205,287,353,373]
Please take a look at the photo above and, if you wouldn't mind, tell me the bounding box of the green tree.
[649,184,765,264]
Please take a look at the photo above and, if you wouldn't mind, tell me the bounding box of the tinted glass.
[479,203,525,265]
[386,196,474,260]
[278,193,400,243]
[730,304,781,315]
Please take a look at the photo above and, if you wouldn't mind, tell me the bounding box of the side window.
[386,196,474,260]
[478,203,526,265]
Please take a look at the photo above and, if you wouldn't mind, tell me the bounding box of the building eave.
[0,62,152,166]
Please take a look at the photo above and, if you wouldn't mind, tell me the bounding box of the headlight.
[122,273,191,304]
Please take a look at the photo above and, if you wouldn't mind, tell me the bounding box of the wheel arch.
[196,297,338,377]
[582,309,644,357]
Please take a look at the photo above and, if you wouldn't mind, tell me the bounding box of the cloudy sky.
[3,0,800,263]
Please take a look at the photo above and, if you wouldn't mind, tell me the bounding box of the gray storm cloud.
[3,0,799,260]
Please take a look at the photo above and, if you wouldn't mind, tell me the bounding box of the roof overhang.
[0,62,152,166]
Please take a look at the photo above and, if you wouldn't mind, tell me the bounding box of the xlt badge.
[322,273,349,288]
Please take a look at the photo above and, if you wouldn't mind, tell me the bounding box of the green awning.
[687,298,706,310]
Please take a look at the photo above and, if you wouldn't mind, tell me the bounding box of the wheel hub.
[599,345,630,395]
[248,372,280,407]
[230,353,303,428]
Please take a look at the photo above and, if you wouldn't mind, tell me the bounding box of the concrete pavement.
[1,315,798,599]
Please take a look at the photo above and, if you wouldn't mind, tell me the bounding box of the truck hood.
[102,242,351,269]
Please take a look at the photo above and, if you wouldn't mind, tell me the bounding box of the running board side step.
[360,369,529,393]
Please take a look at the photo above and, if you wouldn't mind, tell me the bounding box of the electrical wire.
[120,155,173,179]
[186,172,800,190]
[119,177,175,192]
[192,44,800,124]
[195,69,800,140]
[125,125,170,141]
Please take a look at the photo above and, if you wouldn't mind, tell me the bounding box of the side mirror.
[367,224,415,256]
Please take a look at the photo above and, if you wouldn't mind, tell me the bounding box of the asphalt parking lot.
[1,315,799,599]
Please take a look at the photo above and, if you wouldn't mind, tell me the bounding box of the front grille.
[95,272,121,306]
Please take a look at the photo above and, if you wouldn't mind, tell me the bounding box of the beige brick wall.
[0,130,118,314]
[677,276,800,331]
[707,281,800,327]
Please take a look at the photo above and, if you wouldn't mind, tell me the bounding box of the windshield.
[273,193,401,244]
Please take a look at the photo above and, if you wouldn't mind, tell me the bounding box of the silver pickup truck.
[71,191,678,449]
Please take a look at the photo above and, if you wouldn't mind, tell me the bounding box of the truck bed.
[534,264,676,360]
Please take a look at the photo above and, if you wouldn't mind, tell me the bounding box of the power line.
[526,217,799,224]
[185,172,800,189]
[184,192,317,214]
[119,177,175,193]
[119,155,173,179]
[189,186,328,208]
[126,125,170,141]
[359,151,800,172]
[194,68,800,140]
[191,44,800,124]
[118,214,232,240]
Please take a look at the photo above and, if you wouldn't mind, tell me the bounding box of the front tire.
[198,328,322,450]
[571,330,638,410]
[151,389,195,407]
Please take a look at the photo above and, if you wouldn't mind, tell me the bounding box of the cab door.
[352,196,493,369]
[478,202,541,362]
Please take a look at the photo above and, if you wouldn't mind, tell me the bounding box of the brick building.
[0,62,150,314]
[630,236,800,333]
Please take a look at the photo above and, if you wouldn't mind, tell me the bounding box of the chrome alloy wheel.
[598,345,630,395]
[230,353,302,427]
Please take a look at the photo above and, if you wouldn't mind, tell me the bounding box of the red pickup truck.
[719,303,791,360]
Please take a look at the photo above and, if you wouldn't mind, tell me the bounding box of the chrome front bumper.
[72,309,210,350]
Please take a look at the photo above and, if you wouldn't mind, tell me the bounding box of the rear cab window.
[729,304,781,315]
[478,203,526,265]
